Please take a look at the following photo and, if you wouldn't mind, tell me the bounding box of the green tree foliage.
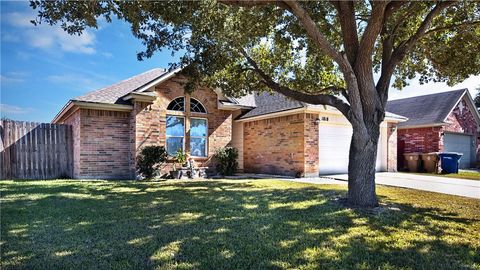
[214,146,239,176]
[30,0,480,206]
[136,146,168,179]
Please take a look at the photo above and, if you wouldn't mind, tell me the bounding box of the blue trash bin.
[438,152,463,174]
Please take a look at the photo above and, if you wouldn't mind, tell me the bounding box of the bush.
[214,146,238,176]
[137,146,168,179]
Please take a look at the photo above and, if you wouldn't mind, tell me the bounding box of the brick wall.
[77,109,132,179]
[397,96,479,169]
[387,122,398,172]
[443,98,479,162]
[62,109,81,178]
[243,113,307,177]
[397,127,442,170]
[443,99,478,135]
[132,76,234,175]
[303,114,319,176]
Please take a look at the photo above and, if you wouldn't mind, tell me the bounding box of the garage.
[318,115,385,175]
[444,133,473,169]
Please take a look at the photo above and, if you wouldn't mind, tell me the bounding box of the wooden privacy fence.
[0,120,73,179]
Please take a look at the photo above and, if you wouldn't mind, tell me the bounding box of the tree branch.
[425,20,480,35]
[282,1,351,74]
[217,0,288,9]
[357,1,388,64]
[239,49,352,119]
[376,1,454,102]
[219,0,361,123]
[332,0,359,65]
[282,0,364,123]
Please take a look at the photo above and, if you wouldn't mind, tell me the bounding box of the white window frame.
[166,115,185,156]
[190,117,208,157]
[190,98,208,114]
[166,96,186,112]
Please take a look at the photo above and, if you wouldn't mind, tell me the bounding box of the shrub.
[175,149,187,165]
[214,146,238,176]
[137,146,168,179]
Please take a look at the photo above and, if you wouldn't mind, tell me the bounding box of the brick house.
[53,68,405,179]
[386,89,480,170]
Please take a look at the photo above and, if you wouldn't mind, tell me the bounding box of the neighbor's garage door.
[318,124,382,174]
[444,133,472,169]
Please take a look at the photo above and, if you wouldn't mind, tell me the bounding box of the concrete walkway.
[319,172,480,199]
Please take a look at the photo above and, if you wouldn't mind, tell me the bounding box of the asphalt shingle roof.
[73,68,167,104]
[386,89,466,127]
[69,67,407,122]
[238,92,306,119]
[237,91,407,120]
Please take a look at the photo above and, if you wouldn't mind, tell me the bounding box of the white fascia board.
[52,101,74,123]
[52,101,133,124]
[218,102,254,111]
[123,92,157,103]
[397,123,446,130]
[441,89,480,125]
[461,90,480,125]
[235,108,306,122]
[136,67,182,93]
[71,101,133,111]
[305,107,408,123]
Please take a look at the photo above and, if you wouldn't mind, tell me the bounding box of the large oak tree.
[31,0,480,207]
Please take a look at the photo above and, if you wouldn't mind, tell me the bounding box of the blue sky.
[1,1,479,123]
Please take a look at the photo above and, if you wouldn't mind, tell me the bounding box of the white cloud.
[0,72,28,83]
[388,75,480,100]
[4,11,96,55]
[16,51,31,61]
[101,52,114,58]
[1,32,21,42]
[0,104,33,114]
[46,73,106,92]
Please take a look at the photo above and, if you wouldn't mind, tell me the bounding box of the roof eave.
[218,102,255,111]
[123,92,157,103]
[444,89,480,126]
[136,67,182,93]
[235,108,307,122]
[397,122,446,129]
[52,100,133,123]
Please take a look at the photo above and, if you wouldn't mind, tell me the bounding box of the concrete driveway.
[323,172,480,199]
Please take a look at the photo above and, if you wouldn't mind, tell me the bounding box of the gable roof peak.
[72,68,168,105]
[390,88,467,102]
[386,88,471,128]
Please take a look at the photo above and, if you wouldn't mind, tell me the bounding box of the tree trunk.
[347,124,380,207]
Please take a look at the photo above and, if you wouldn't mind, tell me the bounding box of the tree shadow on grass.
[1,180,479,269]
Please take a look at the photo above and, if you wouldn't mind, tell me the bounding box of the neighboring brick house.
[386,89,480,170]
[53,68,405,179]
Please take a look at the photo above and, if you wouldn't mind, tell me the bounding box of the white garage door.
[444,133,472,169]
[318,125,382,174]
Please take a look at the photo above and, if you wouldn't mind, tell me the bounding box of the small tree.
[137,146,168,179]
[173,149,188,171]
[214,146,239,176]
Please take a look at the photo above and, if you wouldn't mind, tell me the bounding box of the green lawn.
[1,180,479,270]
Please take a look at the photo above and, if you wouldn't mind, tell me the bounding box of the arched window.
[167,97,185,111]
[165,96,208,157]
[190,98,207,113]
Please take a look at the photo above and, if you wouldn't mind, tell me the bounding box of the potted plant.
[170,149,188,179]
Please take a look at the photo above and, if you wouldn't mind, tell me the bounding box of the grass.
[1,179,479,270]
[412,170,480,181]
